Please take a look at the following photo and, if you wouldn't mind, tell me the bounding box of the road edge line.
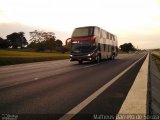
[117,53,149,115]
[59,53,147,120]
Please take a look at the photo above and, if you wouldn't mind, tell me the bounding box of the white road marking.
[34,78,39,80]
[117,54,149,115]
[0,63,99,89]
[83,64,98,68]
[0,77,41,89]
[59,54,147,120]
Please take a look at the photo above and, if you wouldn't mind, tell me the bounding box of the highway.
[0,53,147,120]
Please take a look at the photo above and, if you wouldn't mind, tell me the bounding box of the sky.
[0,0,160,49]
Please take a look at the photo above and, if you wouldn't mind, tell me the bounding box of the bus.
[66,26,118,64]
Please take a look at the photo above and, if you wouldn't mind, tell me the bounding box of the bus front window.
[72,27,94,38]
[72,40,96,53]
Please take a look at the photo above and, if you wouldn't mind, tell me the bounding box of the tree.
[55,39,63,51]
[29,30,56,51]
[44,37,56,51]
[65,40,71,51]
[6,32,28,49]
[55,39,63,47]
[0,37,10,49]
[119,43,136,53]
[29,30,55,43]
[19,32,28,48]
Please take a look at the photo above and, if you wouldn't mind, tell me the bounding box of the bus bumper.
[70,55,94,62]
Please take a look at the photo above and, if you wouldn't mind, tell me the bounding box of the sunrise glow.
[0,0,160,49]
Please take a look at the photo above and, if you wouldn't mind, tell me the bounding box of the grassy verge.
[151,51,160,71]
[0,50,69,66]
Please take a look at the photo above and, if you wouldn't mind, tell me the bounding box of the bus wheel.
[96,55,101,63]
[78,60,83,64]
[111,55,115,60]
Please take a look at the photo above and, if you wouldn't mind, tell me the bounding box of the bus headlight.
[87,54,91,56]
[87,53,94,56]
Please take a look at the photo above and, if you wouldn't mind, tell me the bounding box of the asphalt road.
[0,53,147,120]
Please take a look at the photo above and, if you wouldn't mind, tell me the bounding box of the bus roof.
[74,26,116,36]
[75,26,99,29]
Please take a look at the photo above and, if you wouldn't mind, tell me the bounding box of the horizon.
[0,0,160,49]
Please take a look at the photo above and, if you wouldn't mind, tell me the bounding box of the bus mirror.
[66,38,71,45]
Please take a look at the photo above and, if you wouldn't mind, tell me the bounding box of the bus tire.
[111,54,115,60]
[96,54,101,63]
[78,60,83,64]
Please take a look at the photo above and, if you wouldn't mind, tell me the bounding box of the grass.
[118,50,128,54]
[151,51,160,71]
[152,51,160,60]
[0,50,69,66]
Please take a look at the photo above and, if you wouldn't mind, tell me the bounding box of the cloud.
[0,22,37,39]
[0,0,160,49]
[0,22,71,44]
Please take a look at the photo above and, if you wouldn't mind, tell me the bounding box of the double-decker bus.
[66,26,118,64]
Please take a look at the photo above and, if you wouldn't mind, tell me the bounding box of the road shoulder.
[118,53,149,114]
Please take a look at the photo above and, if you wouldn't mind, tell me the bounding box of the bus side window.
[108,45,110,52]
[112,46,114,52]
[107,32,109,39]
[94,27,100,37]
[106,45,108,52]
[110,34,112,40]
[100,30,103,38]
[102,30,106,38]
[109,34,112,40]
[101,44,104,51]
[113,36,115,41]
[109,45,112,52]
[98,43,101,51]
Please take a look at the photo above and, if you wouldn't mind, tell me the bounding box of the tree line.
[0,32,28,49]
[119,43,136,53]
[0,30,136,53]
[0,30,69,53]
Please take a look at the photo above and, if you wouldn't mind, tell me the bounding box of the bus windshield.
[72,27,94,38]
[72,40,96,53]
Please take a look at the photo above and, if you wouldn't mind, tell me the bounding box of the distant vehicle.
[66,26,118,64]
